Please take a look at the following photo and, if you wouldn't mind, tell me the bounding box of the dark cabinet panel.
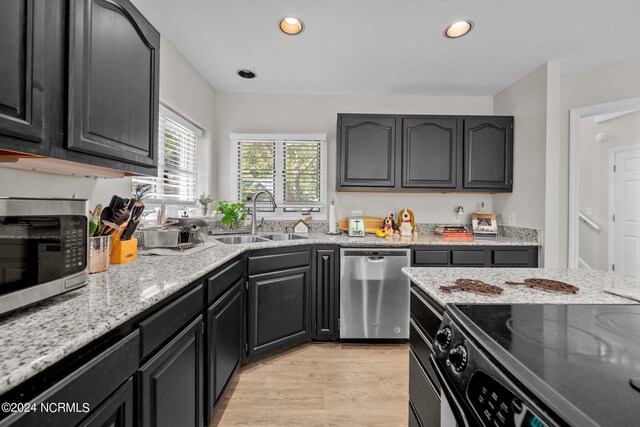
[78,377,134,427]
[409,352,441,427]
[0,0,64,154]
[0,332,139,427]
[247,266,310,358]
[463,117,513,190]
[412,246,538,268]
[402,117,459,188]
[337,115,398,188]
[207,258,243,304]
[451,249,486,265]
[312,247,339,340]
[67,0,159,169]
[139,316,203,427]
[247,249,311,276]
[206,281,243,420]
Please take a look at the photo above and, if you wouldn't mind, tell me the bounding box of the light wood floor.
[211,342,410,427]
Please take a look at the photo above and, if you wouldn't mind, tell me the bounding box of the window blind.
[230,134,327,213]
[133,107,201,203]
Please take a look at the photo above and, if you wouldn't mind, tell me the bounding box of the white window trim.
[229,133,328,220]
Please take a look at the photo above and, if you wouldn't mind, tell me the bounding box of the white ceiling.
[133,0,640,96]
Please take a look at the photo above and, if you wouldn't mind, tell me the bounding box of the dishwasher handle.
[366,256,385,262]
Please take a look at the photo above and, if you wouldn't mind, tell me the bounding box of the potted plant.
[215,200,247,230]
[132,183,152,203]
[197,193,213,215]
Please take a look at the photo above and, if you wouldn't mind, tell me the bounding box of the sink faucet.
[251,190,277,235]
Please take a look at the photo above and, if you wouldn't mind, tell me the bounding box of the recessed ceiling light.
[279,16,304,35]
[444,20,473,38]
[237,69,256,79]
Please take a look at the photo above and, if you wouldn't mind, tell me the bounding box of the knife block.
[110,238,138,265]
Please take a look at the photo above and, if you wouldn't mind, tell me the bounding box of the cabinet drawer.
[248,250,310,276]
[451,250,485,265]
[491,249,531,266]
[413,250,449,266]
[208,259,243,304]
[410,321,440,393]
[409,352,440,427]
[410,287,443,343]
[139,284,203,359]
[1,332,139,427]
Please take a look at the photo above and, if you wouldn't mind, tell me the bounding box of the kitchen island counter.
[403,267,640,307]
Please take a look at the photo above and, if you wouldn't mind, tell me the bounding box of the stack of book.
[434,225,473,240]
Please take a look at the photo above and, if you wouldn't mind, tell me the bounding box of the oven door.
[431,355,474,427]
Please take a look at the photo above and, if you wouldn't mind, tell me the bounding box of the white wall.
[493,64,549,229]
[214,93,495,222]
[552,59,640,267]
[578,111,640,270]
[0,35,216,210]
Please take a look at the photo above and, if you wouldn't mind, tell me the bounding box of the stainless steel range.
[432,304,640,427]
[340,248,409,339]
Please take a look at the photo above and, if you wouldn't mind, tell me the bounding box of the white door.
[614,147,640,278]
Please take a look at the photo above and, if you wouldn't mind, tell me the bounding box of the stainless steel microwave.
[0,198,88,315]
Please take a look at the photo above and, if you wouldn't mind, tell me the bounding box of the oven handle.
[430,355,471,427]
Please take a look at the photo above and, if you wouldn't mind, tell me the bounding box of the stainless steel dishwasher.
[340,248,410,339]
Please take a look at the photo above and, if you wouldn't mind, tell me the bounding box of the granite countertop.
[403,267,640,307]
[0,232,538,395]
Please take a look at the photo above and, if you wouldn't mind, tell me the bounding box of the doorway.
[611,146,640,278]
[568,97,640,273]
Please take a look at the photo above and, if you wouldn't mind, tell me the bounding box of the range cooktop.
[449,304,640,426]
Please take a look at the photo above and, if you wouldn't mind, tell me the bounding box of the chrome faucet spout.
[251,190,277,235]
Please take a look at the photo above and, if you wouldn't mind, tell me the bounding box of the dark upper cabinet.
[312,246,339,341]
[67,0,160,170]
[247,266,310,358]
[463,117,513,191]
[337,114,513,192]
[402,117,460,189]
[206,280,243,420]
[138,316,204,427]
[337,115,399,189]
[0,0,64,155]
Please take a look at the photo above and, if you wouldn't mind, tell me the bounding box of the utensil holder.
[88,235,111,273]
[110,238,138,265]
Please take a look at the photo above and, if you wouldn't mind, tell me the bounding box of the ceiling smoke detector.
[279,16,304,35]
[237,69,256,79]
[445,21,473,38]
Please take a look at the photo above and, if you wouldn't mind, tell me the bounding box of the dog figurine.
[383,214,396,234]
[397,208,416,236]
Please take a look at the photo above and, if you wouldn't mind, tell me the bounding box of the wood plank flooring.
[211,343,410,427]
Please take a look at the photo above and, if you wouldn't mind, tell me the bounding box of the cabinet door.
[402,117,459,189]
[247,266,310,358]
[207,281,243,420]
[78,378,134,427]
[337,115,398,188]
[463,117,513,191]
[0,0,63,155]
[67,0,159,169]
[139,316,203,427]
[312,247,339,340]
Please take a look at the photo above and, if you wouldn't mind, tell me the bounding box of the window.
[230,133,327,216]
[133,106,203,203]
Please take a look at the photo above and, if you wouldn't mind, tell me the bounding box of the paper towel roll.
[329,199,336,233]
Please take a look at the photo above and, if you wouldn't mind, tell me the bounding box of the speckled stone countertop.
[403,267,640,307]
[0,232,538,395]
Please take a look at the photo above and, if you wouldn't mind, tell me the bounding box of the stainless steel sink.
[261,233,309,241]
[214,235,270,244]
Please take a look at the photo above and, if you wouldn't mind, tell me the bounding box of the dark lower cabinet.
[463,117,513,191]
[67,0,159,172]
[138,316,203,427]
[408,402,421,427]
[206,280,243,420]
[312,246,339,341]
[78,378,134,427]
[412,246,538,267]
[247,266,310,358]
[409,352,441,427]
[0,0,64,155]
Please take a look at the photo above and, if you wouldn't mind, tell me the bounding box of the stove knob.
[435,327,452,350]
[448,345,468,372]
